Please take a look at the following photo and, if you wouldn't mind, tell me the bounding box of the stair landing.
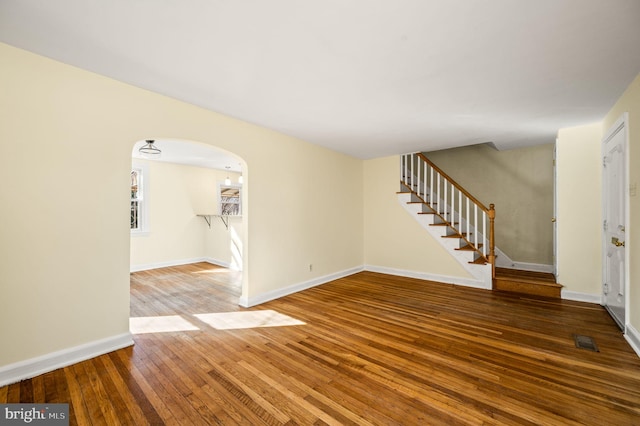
[494,267,562,298]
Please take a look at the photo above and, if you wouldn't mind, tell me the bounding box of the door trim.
[601,112,630,331]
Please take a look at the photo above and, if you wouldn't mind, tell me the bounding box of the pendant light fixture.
[224,166,231,185]
[139,139,161,158]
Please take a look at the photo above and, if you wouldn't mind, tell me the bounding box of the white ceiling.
[132,139,242,172]
[1,0,640,160]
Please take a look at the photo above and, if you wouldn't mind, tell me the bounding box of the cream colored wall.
[204,216,244,270]
[363,156,472,279]
[0,43,363,367]
[424,143,555,266]
[130,160,236,269]
[202,169,243,270]
[555,123,602,295]
[603,73,640,330]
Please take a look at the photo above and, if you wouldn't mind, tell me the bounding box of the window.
[131,162,149,235]
[131,169,143,230]
[220,185,241,215]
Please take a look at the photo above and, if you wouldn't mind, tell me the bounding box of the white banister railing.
[400,152,495,272]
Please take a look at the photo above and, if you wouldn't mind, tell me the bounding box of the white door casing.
[553,141,558,277]
[602,113,628,331]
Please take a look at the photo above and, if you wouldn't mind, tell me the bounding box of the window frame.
[131,161,150,236]
[218,182,242,216]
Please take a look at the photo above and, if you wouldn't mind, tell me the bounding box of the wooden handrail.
[416,152,490,212]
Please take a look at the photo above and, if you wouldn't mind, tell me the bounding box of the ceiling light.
[225,166,231,185]
[139,140,161,158]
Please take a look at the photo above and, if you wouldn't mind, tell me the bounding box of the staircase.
[399,152,562,298]
[398,152,495,289]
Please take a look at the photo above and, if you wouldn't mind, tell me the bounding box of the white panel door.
[602,117,627,330]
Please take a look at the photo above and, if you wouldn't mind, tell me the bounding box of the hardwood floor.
[2,263,640,425]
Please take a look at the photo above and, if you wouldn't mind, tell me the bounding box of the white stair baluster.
[451,185,455,227]
[450,186,455,228]
[443,178,448,218]
[436,173,441,213]
[404,155,408,186]
[417,158,421,197]
[466,198,470,240]
[474,204,478,250]
[413,154,416,189]
[424,160,428,201]
[430,167,434,208]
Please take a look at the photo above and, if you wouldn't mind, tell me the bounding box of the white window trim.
[131,160,150,237]
[218,182,242,216]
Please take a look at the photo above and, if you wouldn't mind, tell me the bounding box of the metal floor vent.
[573,334,599,352]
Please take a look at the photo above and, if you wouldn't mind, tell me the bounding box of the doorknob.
[551,217,556,223]
[611,237,625,247]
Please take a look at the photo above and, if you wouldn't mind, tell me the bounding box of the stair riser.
[494,279,561,298]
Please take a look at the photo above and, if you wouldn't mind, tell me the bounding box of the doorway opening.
[129,138,248,304]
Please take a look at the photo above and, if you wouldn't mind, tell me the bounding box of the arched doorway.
[129,138,248,303]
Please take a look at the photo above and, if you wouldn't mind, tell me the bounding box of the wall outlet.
[309,264,313,272]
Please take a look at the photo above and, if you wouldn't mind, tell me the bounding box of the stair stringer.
[413,183,535,272]
[397,192,492,290]
[402,172,489,264]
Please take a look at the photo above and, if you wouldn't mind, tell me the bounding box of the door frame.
[601,113,630,331]
[553,140,558,277]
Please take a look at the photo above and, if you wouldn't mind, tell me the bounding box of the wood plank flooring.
[2,263,640,425]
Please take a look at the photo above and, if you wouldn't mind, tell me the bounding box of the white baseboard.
[203,257,232,269]
[561,290,601,304]
[364,265,490,290]
[0,333,134,387]
[509,262,554,273]
[625,324,640,358]
[239,266,364,307]
[238,264,489,307]
[130,257,237,273]
[130,257,209,272]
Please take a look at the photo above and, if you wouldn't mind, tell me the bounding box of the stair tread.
[495,267,557,283]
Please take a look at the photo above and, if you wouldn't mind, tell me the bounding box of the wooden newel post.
[488,204,496,279]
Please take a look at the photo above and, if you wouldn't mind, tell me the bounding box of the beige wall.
[603,73,640,330]
[130,160,239,270]
[3,40,638,372]
[424,143,555,266]
[0,43,363,367]
[205,216,244,270]
[555,123,603,296]
[363,156,472,279]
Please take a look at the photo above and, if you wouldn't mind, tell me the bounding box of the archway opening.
[129,138,248,304]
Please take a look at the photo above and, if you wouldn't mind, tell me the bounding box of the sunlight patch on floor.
[194,310,306,330]
[130,315,200,334]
